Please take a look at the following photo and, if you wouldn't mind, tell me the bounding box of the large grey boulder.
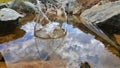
[80,1,120,50]
[80,1,120,24]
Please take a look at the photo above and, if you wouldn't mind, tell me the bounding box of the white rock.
[0,8,23,21]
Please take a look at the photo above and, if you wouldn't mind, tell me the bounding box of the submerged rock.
[35,22,66,39]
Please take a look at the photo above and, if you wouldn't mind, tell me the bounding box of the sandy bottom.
[0,55,66,68]
[0,60,66,68]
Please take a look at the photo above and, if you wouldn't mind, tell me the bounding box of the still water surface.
[0,14,120,68]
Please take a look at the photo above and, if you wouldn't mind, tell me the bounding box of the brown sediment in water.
[0,60,66,68]
[0,28,25,44]
[21,14,35,24]
[7,60,66,68]
[0,54,66,68]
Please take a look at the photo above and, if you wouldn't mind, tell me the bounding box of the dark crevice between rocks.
[97,14,120,47]
[97,14,120,35]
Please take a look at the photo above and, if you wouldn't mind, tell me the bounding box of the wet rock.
[0,8,23,36]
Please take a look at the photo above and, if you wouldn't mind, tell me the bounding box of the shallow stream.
[0,14,120,68]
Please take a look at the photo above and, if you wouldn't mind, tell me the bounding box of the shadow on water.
[0,14,120,68]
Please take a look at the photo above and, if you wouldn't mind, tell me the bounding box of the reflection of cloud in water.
[22,22,35,40]
[1,39,40,63]
[57,29,104,62]
[96,50,120,68]
[12,22,35,43]
[56,23,120,68]
[21,21,35,35]
[0,21,35,52]
[63,23,94,44]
